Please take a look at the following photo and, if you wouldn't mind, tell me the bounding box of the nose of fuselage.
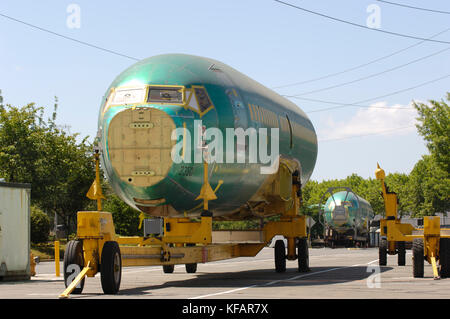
[106,107,177,188]
[331,205,347,226]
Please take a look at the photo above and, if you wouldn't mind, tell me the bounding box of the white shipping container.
[0,182,31,280]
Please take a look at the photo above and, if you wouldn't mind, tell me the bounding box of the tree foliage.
[30,205,51,244]
[406,155,449,217]
[102,188,142,237]
[408,94,450,216]
[0,101,94,234]
[414,94,450,173]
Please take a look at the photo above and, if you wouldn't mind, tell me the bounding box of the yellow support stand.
[376,164,450,279]
[30,253,36,277]
[86,150,105,211]
[60,151,308,297]
[423,216,441,279]
[54,241,60,277]
[195,161,217,211]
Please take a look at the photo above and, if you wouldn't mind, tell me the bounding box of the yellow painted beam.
[54,241,60,277]
[120,244,241,267]
[430,256,440,280]
[163,216,212,244]
[264,217,307,243]
[30,253,36,277]
[59,262,91,299]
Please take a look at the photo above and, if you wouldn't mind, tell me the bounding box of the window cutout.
[148,87,183,103]
[185,90,192,104]
[286,115,293,149]
[194,88,212,112]
[111,87,147,105]
[188,90,199,111]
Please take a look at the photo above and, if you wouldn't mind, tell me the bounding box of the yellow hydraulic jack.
[59,152,309,297]
[375,164,450,279]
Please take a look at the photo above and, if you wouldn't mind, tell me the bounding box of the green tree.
[407,155,449,217]
[410,93,450,216]
[0,102,95,234]
[30,205,51,243]
[0,89,4,109]
[356,178,384,216]
[384,173,410,216]
[102,189,142,236]
[414,93,450,173]
[0,104,44,183]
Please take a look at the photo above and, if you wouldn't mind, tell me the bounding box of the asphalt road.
[1,247,450,299]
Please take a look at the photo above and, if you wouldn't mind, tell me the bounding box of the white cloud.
[317,101,419,141]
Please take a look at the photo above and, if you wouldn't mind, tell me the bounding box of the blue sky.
[0,0,449,181]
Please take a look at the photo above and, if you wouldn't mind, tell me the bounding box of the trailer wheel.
[184,243,197,273]
[100,241,122,294]
[163,265,175,273]
[412,238,424,278]
[397,241,406,266]
[297,238,310,272]
[274,239,286,273]
[63,240,85,294]
[379,239,387,266]
[185,263,197,273]
[440,238,450,278]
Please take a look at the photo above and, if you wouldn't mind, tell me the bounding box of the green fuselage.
[323,191,374,233]
[98,54,318,218]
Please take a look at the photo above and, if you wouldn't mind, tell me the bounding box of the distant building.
[401,212,450,228]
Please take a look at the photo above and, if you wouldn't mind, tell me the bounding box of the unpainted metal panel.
[0,183,31,280]
[108,108,176,187]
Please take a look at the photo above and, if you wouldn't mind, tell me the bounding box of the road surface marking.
[190,259,379,299]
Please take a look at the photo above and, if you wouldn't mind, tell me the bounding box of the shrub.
[30,206,51,243]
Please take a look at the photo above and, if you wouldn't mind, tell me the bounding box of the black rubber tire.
[379,238,388,266]
[185,263,197,273]
[100,241,122,294]
[63,240,85,294]
[440,238,450,278]
[163,265,175,273]
[413,238,424,278]
[397,241,406,266]
[297,238,310,272]
[185,243,197,273]
[274,239,286,273]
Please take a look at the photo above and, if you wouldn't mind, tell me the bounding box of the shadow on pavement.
[112,265,393,297]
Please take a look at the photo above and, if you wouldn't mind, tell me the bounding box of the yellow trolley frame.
[375,164,450,279]
[59,154,308,298]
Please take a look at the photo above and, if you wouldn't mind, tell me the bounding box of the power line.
[283,96,415,111]
[291,46,450,96]
[377,0,450,15]
[318,125,415,142]
[0,12,140,62]
[356,73,450,103]
[283,73,450,113]
[272,27,450,90]
[273,0,450,44]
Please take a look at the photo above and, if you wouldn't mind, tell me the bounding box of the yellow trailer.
[375,164,450,279]
[59,153,310,298]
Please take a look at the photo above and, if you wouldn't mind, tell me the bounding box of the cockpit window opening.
[185,85,215,117]
[194,87,212,112]
[147,86,184,104]
[102,84,215,118]
[110,86,147,106]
